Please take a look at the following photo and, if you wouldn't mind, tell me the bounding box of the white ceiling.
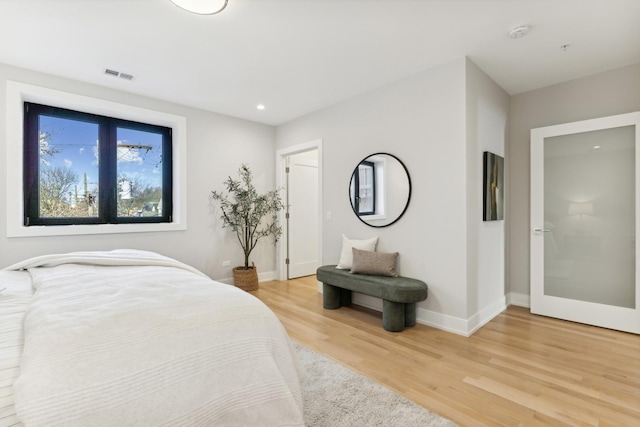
[0,0,638,126]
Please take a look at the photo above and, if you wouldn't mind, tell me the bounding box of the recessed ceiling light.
[593,145,601,149]
[508,25,530,39]
[256,104,265,110]
[561,44,571,52]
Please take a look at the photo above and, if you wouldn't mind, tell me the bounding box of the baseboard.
[508,292,530,308]
[258,269,277,282]
[352,293,507,337]
[214,270,277,286]
[416,296,506,337]
[415,308,471,336]
[464,296,508,336]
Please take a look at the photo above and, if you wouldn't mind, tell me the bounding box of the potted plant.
[211,164,284,291]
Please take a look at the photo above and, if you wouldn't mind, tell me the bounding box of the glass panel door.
[544,126,635,308]
[530,113,640,334]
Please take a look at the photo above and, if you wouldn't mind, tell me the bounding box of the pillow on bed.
[336,234,378,269]
[350,247,399,277]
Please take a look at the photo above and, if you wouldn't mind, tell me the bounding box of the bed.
[0,249,304,427]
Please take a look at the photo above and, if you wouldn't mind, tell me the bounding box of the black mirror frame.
[349,152,412,228]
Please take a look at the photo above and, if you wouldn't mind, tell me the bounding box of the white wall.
[465,59,510,322]
[0,62,278,281]
[276,58,509,334]
[508,62,640,304]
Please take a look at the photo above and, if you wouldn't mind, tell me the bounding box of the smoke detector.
[509,25,530,39]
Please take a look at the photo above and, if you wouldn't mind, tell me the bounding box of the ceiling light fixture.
[169,0,228,15]
[508,25,530,39]
[256,104,265,110]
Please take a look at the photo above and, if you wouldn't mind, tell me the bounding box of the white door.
[287,150,319,278]
[530,112,640,334]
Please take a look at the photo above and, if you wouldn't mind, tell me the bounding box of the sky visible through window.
[39,115,164,199]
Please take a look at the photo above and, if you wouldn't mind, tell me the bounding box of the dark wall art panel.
[483,151,504,221]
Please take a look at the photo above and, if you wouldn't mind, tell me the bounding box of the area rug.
[295,342,457,427]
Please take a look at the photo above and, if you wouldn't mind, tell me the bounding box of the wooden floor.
[253,276,640,427]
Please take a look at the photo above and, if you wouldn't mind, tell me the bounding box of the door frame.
[530,111,640,334]
[275,139,323,281]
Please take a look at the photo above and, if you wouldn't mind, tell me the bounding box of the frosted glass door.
[531,113,640,334]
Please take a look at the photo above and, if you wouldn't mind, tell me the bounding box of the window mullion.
[99,120,116,223]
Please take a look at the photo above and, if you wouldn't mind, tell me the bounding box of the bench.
[316,265,428,332]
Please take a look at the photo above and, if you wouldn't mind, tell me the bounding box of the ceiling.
[0,0,638,126]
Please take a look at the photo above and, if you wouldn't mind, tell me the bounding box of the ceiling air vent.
[104,68,134,81]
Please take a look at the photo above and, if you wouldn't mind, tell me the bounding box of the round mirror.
[349,153,411,227]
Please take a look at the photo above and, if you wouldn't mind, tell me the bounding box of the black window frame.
[23,102,173,226]
[352,160,376,216]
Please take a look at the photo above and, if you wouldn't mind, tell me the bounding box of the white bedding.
[0,271,32,427]
[2,250,304,427]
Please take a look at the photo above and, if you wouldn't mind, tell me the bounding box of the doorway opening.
[275,140,323,281]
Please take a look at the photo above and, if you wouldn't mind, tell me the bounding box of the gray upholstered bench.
[316,265,428,332]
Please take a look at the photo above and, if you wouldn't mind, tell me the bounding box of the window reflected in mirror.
[349,153,411,228]
[352,161,375,215]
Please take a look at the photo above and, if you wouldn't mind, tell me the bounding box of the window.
[23,102,172,226]
[7,81,186,238]
[351,161,376,215]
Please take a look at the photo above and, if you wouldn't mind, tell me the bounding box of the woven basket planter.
[233,264,259,291]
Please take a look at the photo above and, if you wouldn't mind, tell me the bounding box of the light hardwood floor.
[253,275,640,427]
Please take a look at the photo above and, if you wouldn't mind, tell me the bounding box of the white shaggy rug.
[296,342,457,427]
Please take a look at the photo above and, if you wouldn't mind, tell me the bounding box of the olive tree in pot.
[211,164,284,291]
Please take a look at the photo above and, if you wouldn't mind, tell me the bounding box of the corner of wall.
[416,294,507,336]
[464,57,510,325]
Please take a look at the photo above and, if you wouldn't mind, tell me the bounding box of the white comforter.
[7,250,304,427]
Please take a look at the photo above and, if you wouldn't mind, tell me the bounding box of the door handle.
[532,227,551,233]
